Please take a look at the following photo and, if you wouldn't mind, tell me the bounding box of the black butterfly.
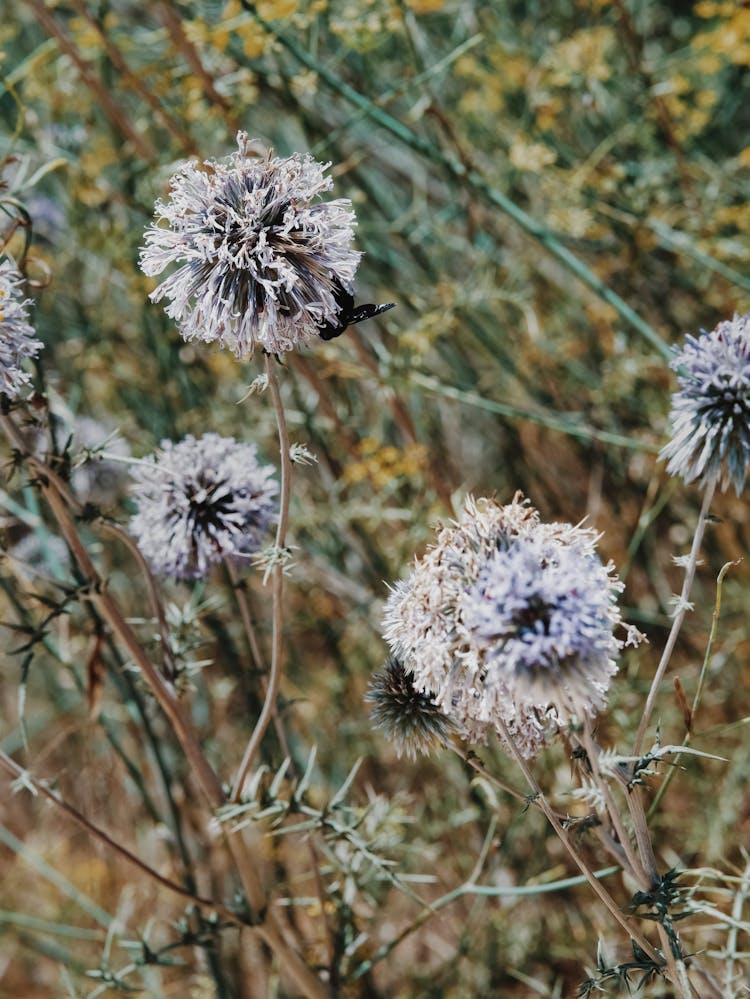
[317,282,395,341]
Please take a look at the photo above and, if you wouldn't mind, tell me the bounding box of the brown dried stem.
[0,749,242,924]
[157,2,241,134]
[494,715,664,967]
[69,0,198,156]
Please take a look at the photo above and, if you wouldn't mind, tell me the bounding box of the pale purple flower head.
[381,496,626,757]
[0,259,42,399]
[130,433,277,581]
[140,132,361,356]
[659,313,750,494]
[460,532,622,716]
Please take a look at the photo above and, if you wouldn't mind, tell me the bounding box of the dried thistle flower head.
[140,132,361,356]
[367,658,453,759]
[130,433,277,581]
[0,259,42,399]
[659,313,750,494]
[382,496,626,757]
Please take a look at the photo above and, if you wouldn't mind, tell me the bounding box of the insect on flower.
[317,279,395,341]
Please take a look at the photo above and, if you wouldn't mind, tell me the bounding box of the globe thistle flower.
[659,313,750,494]
[367,658,454,759]
[460,532,623,715]
[130,433,277,581]
[382,496,626,757]
[140,132,361,356]
[0,259,42,399]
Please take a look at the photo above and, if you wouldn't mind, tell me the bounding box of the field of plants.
[1,1,750,996]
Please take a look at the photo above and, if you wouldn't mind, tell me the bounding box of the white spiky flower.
[381,495,627,758]
[130,433,277,581]
[0,259,42,399]
[660,313,750,494]
[140,132,361,356]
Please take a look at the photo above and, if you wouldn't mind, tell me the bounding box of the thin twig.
[97,520,177,679]
[225,558,294,764]
[157,2,241,133]
[648,559,739,818]
[580,722,650,888]
[724,856,750,995]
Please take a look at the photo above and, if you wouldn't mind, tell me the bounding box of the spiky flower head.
[461,532,623,714]
[382,496,626,757]
[367,658,454,759]
[140,132,361,356]
[130,433,277,581]
[659,313,750,494]
[0,259,42,399]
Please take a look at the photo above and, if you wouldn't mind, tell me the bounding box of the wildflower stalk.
[351,858,621,980]
[623,785,696,998]
[97,520,176,678]
[225,558,266,675]
[231,355,291,800]
[225,557,294,764]
[451,745,530,806]
[494,715,663,967]
[724,858,750,995]
[580,722,649,888]
[633,478,717,756]
[648,559,737,818]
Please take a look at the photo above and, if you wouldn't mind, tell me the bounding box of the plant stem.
[230,356,292,801]
[648,559,737,818]
[580,723,649,888]
[494,716,663,966]
[225,558,295,765]
[633,479,717,756]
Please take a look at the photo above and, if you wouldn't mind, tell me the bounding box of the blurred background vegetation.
[1,0,750,995]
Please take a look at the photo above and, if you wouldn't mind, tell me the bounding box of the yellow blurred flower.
[509,138,557,172]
